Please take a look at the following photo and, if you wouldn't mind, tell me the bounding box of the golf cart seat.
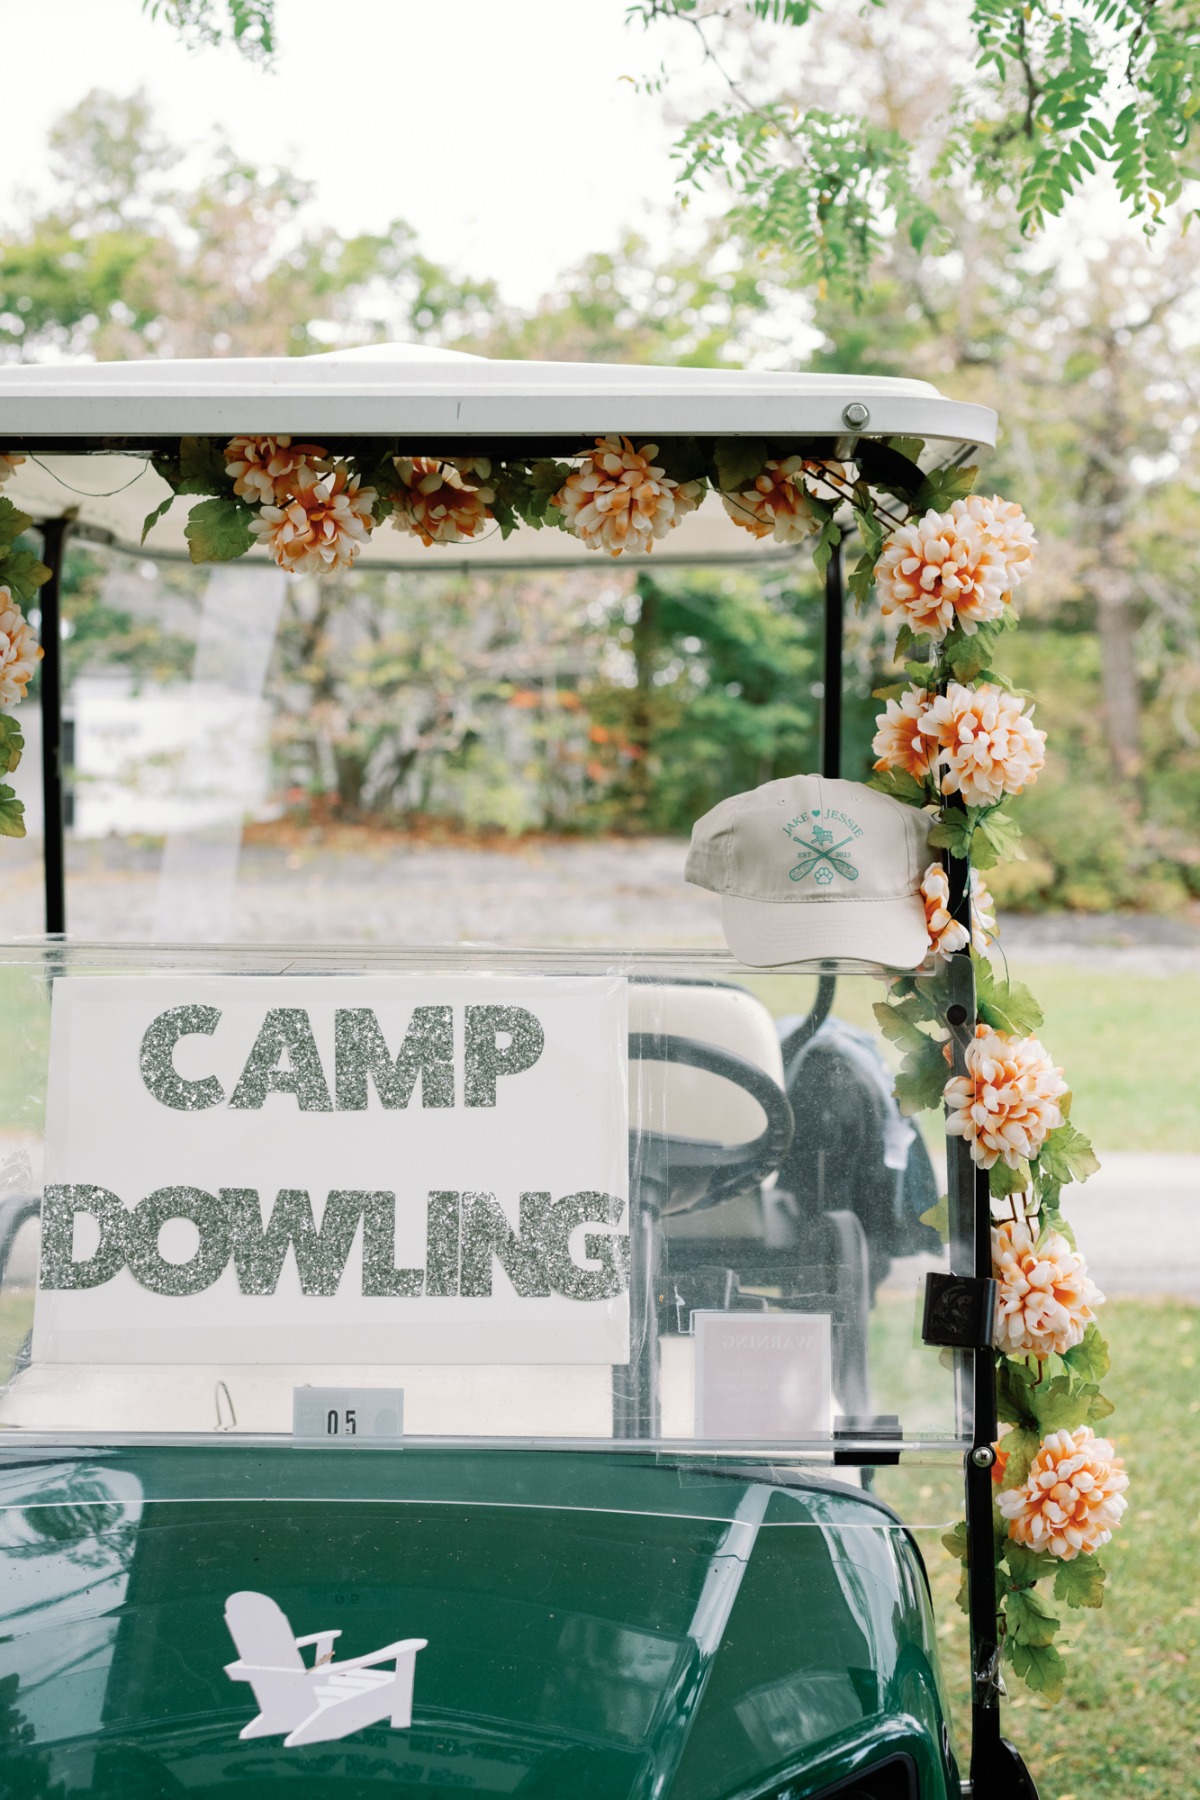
[629,981,874,1421]
[779,1013,941,1298]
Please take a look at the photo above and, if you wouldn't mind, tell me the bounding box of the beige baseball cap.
[686,773,932,968]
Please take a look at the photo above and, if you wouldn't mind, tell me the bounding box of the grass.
[880,1298,1200,1798]
[751,962,1200,1154]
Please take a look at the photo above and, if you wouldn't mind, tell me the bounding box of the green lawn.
[766,962,1200,1154]
[881,1298,1200,1799]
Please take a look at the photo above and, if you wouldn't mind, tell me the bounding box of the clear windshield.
[0,943,968,1466]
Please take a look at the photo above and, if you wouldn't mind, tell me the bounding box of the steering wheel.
[628,1031,795,1215]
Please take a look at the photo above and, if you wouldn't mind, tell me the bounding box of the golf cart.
[0,349,1026,1797]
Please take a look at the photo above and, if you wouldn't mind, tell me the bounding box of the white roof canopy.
[1,344,997,570]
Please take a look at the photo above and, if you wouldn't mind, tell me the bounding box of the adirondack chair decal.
[223,1589,427,1747]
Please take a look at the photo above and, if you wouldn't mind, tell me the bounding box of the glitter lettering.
[334,1007,454,1110]
[463,1006,544,1108]
[228,1009,333,1112]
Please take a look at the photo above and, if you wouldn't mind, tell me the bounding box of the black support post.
[946,841,1012,1794]
[820,540,844,780]
[38,517,69,937]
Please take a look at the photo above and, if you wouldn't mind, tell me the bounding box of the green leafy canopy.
[630,1,1200,292]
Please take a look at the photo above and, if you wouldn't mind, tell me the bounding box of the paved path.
[1062,1152,1200,1300]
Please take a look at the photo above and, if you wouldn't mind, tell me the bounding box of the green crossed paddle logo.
[785,819,859,884]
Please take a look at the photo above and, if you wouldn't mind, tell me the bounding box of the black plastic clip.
[833,1413,902,1466]
[921,1273,998,1350]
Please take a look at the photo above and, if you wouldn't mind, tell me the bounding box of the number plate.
[292,1386,404,1441]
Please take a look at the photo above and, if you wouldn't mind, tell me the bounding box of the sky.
[4,0,695,308]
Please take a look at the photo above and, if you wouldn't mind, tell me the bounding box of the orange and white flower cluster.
[944,1023,1067,1169]
[998,1425,1128,1560]
[225,436,331,507]
[0,586,42,705]
[921,862,995,959]
[388,457,495,547]
[873,681,1046,807]
[875,495,1035,640]
[722,456,820,544]
[872,684,934,782]
[248,464,375,576]
[992,1215,1103,1358]
[552,437,703,556]
[0,453,26,487]
[225,436,376,575]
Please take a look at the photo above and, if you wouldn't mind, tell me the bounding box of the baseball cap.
[686,773,932,968]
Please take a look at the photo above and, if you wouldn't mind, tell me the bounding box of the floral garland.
[860,479,1121,1706]
[13,429,1121,1700]
[0,455,49,839]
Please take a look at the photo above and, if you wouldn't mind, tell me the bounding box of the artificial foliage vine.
[0,476,50,839]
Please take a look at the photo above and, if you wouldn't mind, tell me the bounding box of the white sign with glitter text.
[34,974,629,1366]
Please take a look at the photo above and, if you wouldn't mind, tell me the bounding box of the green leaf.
[141,496,175,544]
[657,436,708,485]
[1037,1120,1101,1188]
[975,805,1024,865]
[988,1157,1031,1198]
[941,1519,969,1563]
[894,1031,951,1116]
[0,783,25,838]
[0,712,24,775]
[1006,1636,1065,1702]
[1062,1323,1110,1385]
[866,767,928,807]
[997,1358,1039,1429]
[942,619,1002,682]
[1054,1553,1106,1610]
[913,464,977,511]
[714,437,769,494]
[999,1427,1041,1491]
[920,1193,948,1241]
[1006,1584,1060,1648]
[184,497,256,565]
[1003,1538,1055,1588]
[927,810,973,858]
[0,496,34,553]
[975,960,1044,1035]
[811,515,842,576]
[177,434,236,496]
[0,545,52,605]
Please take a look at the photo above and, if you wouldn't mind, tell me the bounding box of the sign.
[693,1311,832,1441]
[292,1387,404,1440]
[34,975,629,1366]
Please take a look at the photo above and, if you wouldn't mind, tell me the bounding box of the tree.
[630,0,1200,294]
[141,0,275,61]
[0,90,500,362]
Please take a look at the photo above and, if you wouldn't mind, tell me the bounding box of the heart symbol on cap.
[812,808,821,816]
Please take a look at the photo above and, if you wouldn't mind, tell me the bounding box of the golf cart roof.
[1,343,995,570]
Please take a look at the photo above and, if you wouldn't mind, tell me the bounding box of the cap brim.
[720,892,929,970]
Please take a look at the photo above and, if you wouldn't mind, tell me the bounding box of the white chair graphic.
[223,1589,427,1747]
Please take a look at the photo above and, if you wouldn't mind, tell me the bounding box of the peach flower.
[921,862,995,959]
[872,683,934,781]
[553,437,703,555]
[998,1425,1128,1560]
[722,456,820,544]
[225,436,331,506]
[876,506,1010,639]
[919,682,1046,807]
[0,587,42,705]
[953,494,1036,593]
[944,1023,1066,1169]
[388,457,495,547]
[992,1216,1103,1358]
[250,463,375,575]
[0,453,26,486]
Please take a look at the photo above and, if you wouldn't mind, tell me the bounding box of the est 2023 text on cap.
[686,773,933,969]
